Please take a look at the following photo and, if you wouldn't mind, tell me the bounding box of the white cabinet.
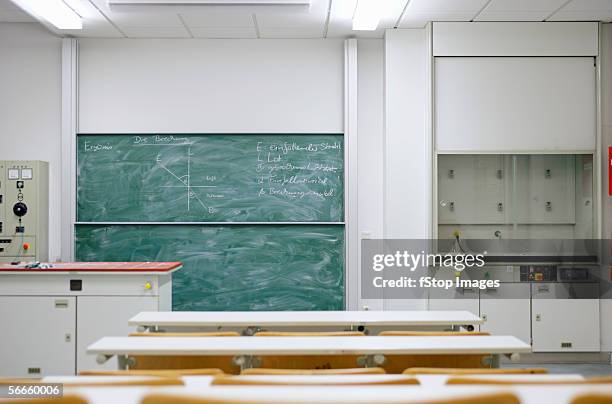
[0,271,174,376]
[480,283,530,344]
[76,296,158,372]
[531,283,600,352]
[0,296,75,377]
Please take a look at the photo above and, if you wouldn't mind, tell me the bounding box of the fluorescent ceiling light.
[11,0,82,29]
[108,0,310,4]
[352,0,385,31]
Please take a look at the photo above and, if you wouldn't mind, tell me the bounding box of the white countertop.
[87,335,530,356]
[129,310,483,327]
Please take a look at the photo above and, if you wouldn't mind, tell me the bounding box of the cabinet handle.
[535,314,541,321]
[55,299,69,309]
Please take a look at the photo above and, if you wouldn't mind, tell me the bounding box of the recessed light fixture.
[352,0,382,31]
[10,0,82,29]
[108,0,310,4]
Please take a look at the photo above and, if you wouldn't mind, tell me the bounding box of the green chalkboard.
[75,224,345,311]
[77,134,343,222]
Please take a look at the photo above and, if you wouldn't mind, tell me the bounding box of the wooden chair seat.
[382,354,490,374]
[79,368,224,376]
[241,367,385,375]
[403,367,547,375]
[211,375,419,386]
[379,331,490,336]
[447,376,612,385]
[61,377,184,387]
[141,392,520,404]
[571,394,612,404]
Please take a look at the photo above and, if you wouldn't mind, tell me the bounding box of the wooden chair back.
[378,331,490,336]
[253,331,364,337]
[403,367,547,375]
[128,332,239,374]
[447,376,612,385]
[241,367,385,375]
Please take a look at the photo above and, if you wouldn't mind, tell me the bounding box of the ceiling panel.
[0,0,35,22]
[190,26,257,38]
[120,26,190,37]
[326,0,409,38]
[549,0,612,21]
[476,0,568,21]
[398,0,489,28]
[180,8,254,27]
[255,0,327,37]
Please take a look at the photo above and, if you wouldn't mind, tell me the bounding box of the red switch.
[22,242,30,251]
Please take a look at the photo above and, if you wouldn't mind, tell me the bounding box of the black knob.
[13,202,27,217]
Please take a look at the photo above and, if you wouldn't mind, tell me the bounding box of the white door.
[76,296,158,372]
[480,283,530,344]
[0,296,76,377]
[532,283,600,352]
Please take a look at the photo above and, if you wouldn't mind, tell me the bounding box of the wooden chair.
[241,367,385,375]
[141,392,520,404]
[571,394,612,404]
[378,331,491,373]
[79,368,224,376]
[446,376,612,385]
[403,367,547,375]
[0,396,87,404]
[211,375,419,386]
[252,331,365,370]
[379,331,490,336]
[61,377,184,387]
[253,331,365,337]
[129,332,240,337]
[128,332,240,374]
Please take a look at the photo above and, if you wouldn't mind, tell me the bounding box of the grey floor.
[505,363,612,376]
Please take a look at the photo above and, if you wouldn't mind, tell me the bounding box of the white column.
[383,27,433,310]
[61,39,78,261]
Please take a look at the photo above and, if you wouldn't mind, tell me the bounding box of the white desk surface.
[87,335,530,356]
[43,374,584,388]
[129,310,483,327]
[48,384,612,404]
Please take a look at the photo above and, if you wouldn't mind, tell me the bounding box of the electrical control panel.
[0,161,49,262]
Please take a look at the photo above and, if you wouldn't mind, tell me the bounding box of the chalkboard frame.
[74,133,347,311]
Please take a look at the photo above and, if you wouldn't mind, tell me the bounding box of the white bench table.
[88,335,530,370]
[129,310,483,334]
[39,384,612,404]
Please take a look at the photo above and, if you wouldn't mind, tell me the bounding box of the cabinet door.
[480,283,530,344]
[429,287,479,330]
[514,155,576,224]
[532,283,599,352]
[0,296,76,377]
[76,296,158,372]
[438,155,505,224]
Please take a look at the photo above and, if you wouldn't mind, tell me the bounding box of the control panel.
[0,161,49,262]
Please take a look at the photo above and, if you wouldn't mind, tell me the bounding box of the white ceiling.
[0,0,611,39]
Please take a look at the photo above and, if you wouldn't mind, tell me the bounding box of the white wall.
[0,23,62,261]
[78,39,344,133]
